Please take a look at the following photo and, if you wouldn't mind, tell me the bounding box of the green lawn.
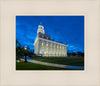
[31,56,84,66]
[16,62,74,70]
[16,56,84,70]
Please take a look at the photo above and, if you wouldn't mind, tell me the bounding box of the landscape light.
[24,46,27,50]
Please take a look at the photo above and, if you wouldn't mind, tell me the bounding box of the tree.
[16,40,21,47]
[16,40,34,59]
[67,53,76,56]
[16,40,24,57]
[77,52,84,57]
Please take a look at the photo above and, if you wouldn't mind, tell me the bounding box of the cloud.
[16,16,84,53]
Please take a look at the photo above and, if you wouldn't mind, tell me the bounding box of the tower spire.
[37,22,45,34]
[40,22,42,25]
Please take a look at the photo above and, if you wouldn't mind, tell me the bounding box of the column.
[49,42,52,56]
[46,41,49,56]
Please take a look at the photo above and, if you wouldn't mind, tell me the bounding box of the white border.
[0,0,100,86]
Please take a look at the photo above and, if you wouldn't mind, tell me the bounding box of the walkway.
[26,57,84,70]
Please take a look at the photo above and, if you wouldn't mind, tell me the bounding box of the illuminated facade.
[34,23,67,57]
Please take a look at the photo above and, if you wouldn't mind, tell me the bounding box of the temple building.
[34,23,67,57]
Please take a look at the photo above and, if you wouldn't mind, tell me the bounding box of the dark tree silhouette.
[77,52,84,57]
[16,40,34,60]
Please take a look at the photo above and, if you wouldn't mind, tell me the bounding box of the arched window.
[54,45,55,48]
[50,44,52,47]
[42,43,44,46]
[46,43,48,47]
[42,35,44,38]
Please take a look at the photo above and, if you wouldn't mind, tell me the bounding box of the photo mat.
[0,0,100,86]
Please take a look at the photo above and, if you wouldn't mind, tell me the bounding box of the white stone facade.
[34,23,67,57]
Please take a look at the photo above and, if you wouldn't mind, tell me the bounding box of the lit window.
[54,45,55,48]
[46,44,48,47]
[42,51,44,54]
[47,37,48,39]
[57,46,59,48]
[42,43,44,46]
[42,36,44,38]
[46,51,48,54]
[60,46,61,49]
[50,44,52,47]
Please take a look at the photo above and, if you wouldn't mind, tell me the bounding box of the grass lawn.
[31,56,84,66]
[16,62,75,70]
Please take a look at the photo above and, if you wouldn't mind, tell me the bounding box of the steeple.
[40,22,42,25]
[37,22,45,34]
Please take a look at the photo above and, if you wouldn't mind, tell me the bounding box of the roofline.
[34,37,67,46]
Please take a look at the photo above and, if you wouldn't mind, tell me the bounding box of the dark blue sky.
[16,16,84,53]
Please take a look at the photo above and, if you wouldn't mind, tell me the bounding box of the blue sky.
[16,16,84,53]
